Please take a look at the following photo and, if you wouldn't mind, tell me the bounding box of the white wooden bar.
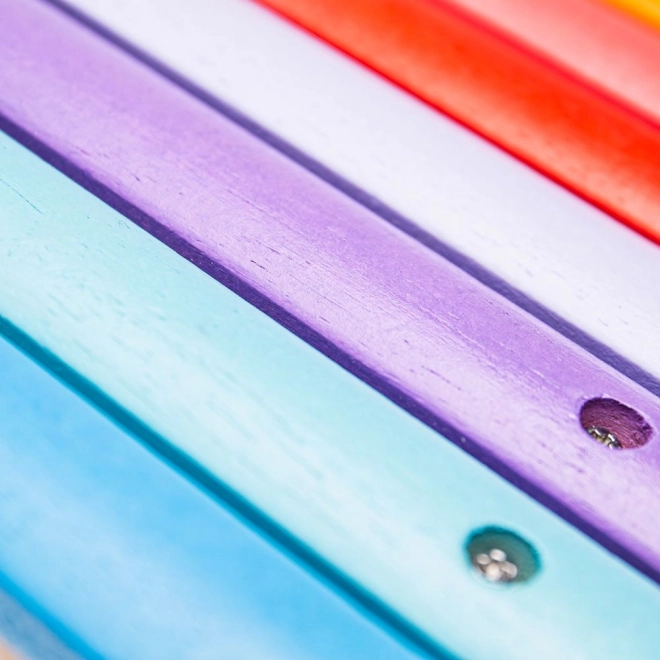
[60,0,660,391]
[4,125,660,659]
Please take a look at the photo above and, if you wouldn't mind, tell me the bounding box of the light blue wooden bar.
[0,321,423,659]
[1,133,660,658]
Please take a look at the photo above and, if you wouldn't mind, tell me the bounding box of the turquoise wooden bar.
[0,308,423,659]
[2,132,660,658]
[61,0,660,398]
[5,0,660,584]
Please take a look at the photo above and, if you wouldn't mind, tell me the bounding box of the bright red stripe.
[258,0,660,245]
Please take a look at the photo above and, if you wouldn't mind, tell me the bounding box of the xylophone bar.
[3,96,660,657]
[257,0,660,244]
[3,0,660,656]
[441,0,660,127]
[56,0,660,397]
[0,320,423,660]
[4,0,660,581]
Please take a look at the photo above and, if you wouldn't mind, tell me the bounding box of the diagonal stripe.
[257,0,660,244]
[0,321,426,659]
[606,0,660,30]
[2,129,660,659]
[442,0,660,127]
[58,0,660,398]
[3,0,660,606]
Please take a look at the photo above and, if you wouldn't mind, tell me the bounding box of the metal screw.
[586,426,622,449]
[472,547,519,583]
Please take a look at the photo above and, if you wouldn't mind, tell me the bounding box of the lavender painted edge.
[5,0,660,578]
[58,0,660,400]
[8,133,660,660]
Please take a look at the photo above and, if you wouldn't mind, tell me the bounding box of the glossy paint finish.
[256,0,660,244]
[5,0,660,581]
[0,328,425,660]
[444,0,660,126]
[58,0,660,399]
[5,133,660,660]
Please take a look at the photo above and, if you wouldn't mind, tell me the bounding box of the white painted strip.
[61,0,660,386]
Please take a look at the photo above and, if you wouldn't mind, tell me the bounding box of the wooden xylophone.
[1,0,660,657]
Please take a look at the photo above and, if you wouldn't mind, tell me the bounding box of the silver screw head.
[466,528,540,585]
[472,548,519,583]
[586,426,622,449]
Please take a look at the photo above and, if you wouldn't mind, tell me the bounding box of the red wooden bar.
[258,0,660,244]
[3,0,660,583]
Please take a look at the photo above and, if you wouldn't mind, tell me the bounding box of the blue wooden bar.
[0,327,425,659]
[2,133,660,657]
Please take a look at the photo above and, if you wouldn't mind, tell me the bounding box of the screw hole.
[466,527,540,585]
[579,398,652,450]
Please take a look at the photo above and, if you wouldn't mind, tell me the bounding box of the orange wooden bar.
[606,0,660,31]
[258,0,660,245]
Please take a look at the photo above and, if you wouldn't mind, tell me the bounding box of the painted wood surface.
[444,0,660,126]
[5,136,660,659]
[255,0,660,244]
[57,0,660,399]
[5,0,660,579]
[0,326,424,660]
[606,0,660,30]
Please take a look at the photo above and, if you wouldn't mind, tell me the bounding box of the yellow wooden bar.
[606,0,660,30]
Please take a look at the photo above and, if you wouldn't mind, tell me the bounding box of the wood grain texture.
[5,135,660,660]
[0,323,422,660]
[60,0,660,396]
[4,0,660,582]
[442,0,660,127]
[256,0,660,245]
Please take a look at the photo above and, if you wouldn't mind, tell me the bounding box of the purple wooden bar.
[4,0,660,578]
